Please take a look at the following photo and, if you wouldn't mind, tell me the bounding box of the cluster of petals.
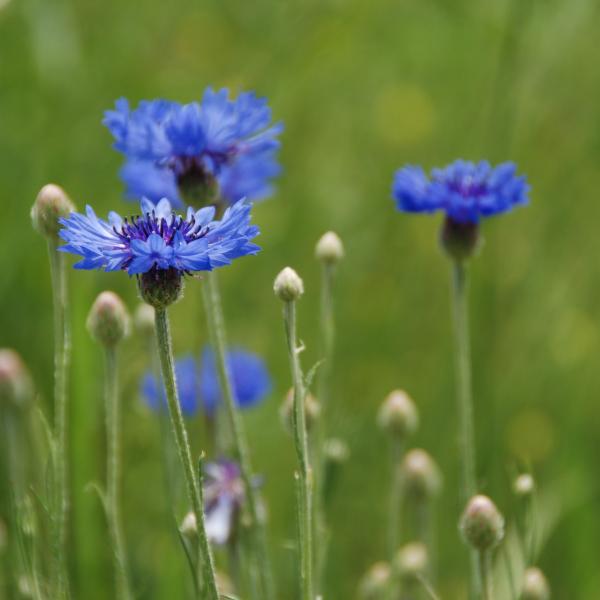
[103,88,283,206]
[59,197,260,275]
[393,159,529,224]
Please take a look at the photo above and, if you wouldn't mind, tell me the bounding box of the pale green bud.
[460,494,504,551]
[0,349,33,410]
[359,562,391,600]
[31,183,75,241]
[180,511,197,539]
[400,449,442,500]
[522,567,550,600]
[377,389,418,439]
[87,291,130,347]
[134,303,155,337]
[394,542,428,583]
[315,231,344,264]
[273,267,304,302]
[513,473,535,498]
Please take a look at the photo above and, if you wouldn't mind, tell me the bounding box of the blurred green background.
[2,0,600,597]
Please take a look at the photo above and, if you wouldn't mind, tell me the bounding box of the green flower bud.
[134,303,155,337]
[324,437,350,464]
[87,291,130,347]
[0,349,33,410]
[280,388,320,433]
[315,231,344,264]
[394,542,428,584]
[138,268,184,309]
[273,267,304,302]
[31,184,75,241]
[513,473,535,498]
[521,567,550,600]
[359,562,391,600]
[180,511,197,539]
[460,494,504,551]
[377,389,418,439]
[400,449,442,500]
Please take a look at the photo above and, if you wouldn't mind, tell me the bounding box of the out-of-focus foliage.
[2,0,600,597]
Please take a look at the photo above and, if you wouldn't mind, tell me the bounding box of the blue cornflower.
[103,88,283,207]
[141,355,199,416]
[199,346,272,415]
[59,197,260,275]
[392,160,529,224]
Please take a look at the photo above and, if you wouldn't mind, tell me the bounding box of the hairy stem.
[48,241,70,599]
[154,308,219,600]
[283,300,314,600]
[104,347,132,600]
[201,272,275,600]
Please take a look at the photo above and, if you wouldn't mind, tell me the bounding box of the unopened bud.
[400,449,442,500]
[324,438,350,464]
[273,267,304,302]
[280,388,320,433]
[440,217,481,262]
[394,542,428,583]
[521,567,550,600]
[134,303,155,337]
[315,231,344,264]
[180,511,197,539]
[513,473,535,498]
[377,389,418,439]
[87,291,130,347]
[460,495,504,551]
[359,562,391,600]
[31,184,75,241]
[0,349,33,409]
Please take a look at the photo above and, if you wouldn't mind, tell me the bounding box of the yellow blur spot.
[374,84,436,146]
[506,409,555,464]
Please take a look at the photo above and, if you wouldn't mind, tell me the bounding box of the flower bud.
[280,388,320,433]
[394,542,428,583]
[315,231,344,264]
[513,473,535,498]
[460,495,504,551]
[377,389,418,439]
[0,349,33,410]
[138,267,184,309]
[324,437,350,464]
[87,291,130,347]
[521,567,550,600]
[134,303,155,337]
[400,449,442,500]
[359,562,391,600]
[180,511,197,539]
[273,267,304,302]
[440,217,481,262]
[31,184,75,241]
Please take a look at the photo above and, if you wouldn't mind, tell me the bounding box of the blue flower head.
[59,197,260,275]
[392,160,529,224]
[141,355,199,416]
[200,346,272,415]
[103,88,283,207]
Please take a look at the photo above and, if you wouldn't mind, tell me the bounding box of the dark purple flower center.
[445,176,490,199]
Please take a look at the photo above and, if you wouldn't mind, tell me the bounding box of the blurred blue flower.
[392,160,529,224]
[59,197,260,275]
[141,355,199,416]
[204,459,245,545]
[200,346,272,415]
[104,88,283,207]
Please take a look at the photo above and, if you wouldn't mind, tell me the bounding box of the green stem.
[450,261,480,600]
[48,241,70,599]
[104,347,132,600]
[201,272,275,600]
[154,308,219,600]
[314,263,335,590]
[388,440,403,560]
[283,300,314,600]
[478,550,493,600]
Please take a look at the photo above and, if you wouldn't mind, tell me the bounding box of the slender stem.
[450,261,480,600]
[283,300,314,600]
[104,347,132,600]
[201,272,276,600]
[388,440,403,560]
[48,241,70,599]
[314,263,335,589]
[450,261,476,500]
[478,550,493,600]
[154,308,219,600]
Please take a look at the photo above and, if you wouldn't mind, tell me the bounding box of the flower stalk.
[201,272,275,600]
[275,266,314,600]
[154,308,219,600]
